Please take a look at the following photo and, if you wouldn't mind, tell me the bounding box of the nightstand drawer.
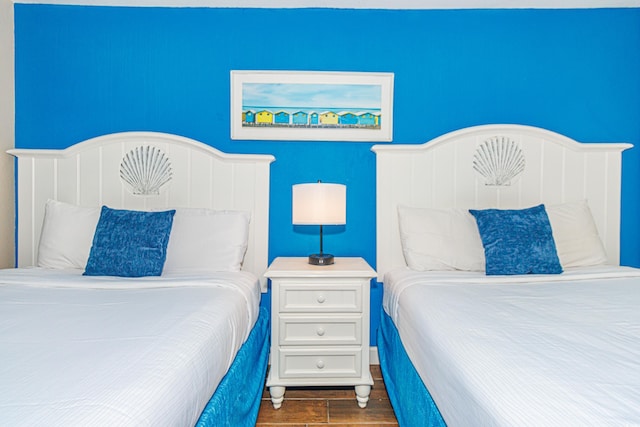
[279,348,362,379]
[279,314,362,346]
[279,283,362,312]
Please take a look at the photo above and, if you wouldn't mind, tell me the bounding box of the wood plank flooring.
[256,365,398,426]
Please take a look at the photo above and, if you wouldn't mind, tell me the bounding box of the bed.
[2,132,275,426]
[372,124,640,426]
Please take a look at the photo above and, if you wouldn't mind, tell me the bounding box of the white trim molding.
[11,0,640,8]
[0,0,15,269]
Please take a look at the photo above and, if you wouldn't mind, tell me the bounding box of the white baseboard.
[369,346,379,365]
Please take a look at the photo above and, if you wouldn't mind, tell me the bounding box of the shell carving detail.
[473,136,525,186]
[120,146,173,195]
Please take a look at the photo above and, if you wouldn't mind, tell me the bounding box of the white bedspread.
[0,267,261,427]
[383,266,640,427]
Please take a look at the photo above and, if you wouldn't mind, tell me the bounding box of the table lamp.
[292,181,346,265]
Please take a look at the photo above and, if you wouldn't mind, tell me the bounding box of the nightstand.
[264,256,376,409]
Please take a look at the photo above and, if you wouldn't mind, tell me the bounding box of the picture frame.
[230,70,394,142]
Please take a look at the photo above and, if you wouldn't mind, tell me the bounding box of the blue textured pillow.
[469,204,563,276]
[84,206,176,277]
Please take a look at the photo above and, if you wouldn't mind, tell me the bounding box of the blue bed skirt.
[378,309,447,427]
[195,306,270,427]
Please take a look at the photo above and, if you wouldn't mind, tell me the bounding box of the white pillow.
[546,200,608,268]
[37,199,101,270]
[397,205,485,271]
[162,208,251,274]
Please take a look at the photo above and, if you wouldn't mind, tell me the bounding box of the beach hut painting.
[231,71,394,142]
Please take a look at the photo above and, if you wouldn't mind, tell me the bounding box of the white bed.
[372,124,639,426]
[2,132,274,426]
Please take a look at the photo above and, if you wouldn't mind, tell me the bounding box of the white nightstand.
[264,257,376,409]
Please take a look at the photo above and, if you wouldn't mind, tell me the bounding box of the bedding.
[0,267,262,426]
[469,204,563,275]
[195,306,269,426]
[84,206,176,277]
[8,131,275,426]
[396,200,608,273]
[382,266,640,426]
[546,200,608,268]
[37,201,253,275]
[378,309,446,427]
[373,124,634,426]
[37,199,101,270]
[163,208,251,274]
[397,205,485,272]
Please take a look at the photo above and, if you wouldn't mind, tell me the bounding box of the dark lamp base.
[308,253,334,266]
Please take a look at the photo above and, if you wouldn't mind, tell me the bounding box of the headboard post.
[372,124,632,281]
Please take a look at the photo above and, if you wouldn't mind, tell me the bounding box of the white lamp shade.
[292,183,346,225]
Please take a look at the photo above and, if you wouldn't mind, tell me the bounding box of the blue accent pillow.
[84,206,176,277]
[469,204,563,276]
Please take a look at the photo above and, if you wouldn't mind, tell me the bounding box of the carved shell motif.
[473,136,525,186]
[120,146,173,195]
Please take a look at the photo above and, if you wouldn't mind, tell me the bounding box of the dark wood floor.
[256,365,398,426]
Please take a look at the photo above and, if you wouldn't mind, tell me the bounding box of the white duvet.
[384,266,640,427]
[0,267,261,427]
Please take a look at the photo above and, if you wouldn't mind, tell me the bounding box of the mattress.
[383,266,640,427]
[0,267,261,426]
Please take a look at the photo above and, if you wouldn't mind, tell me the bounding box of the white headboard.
[372,124,632,281]
[8,131,275,291]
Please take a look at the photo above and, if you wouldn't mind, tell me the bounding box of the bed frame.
[372,124,632,426]
[372,124,632,281]
[7,131,274,426]
[8,131,275,291]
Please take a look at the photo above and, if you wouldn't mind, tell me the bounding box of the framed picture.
[230,70,394,142]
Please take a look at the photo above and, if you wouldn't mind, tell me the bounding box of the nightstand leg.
[269,386,286,409]
[355,384,371,408]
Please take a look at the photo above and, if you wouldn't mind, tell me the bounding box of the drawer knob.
[316,294,326,303]
[316,360,325,369]
[316,327,325,336]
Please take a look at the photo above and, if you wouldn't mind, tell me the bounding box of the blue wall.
[14,5,640,344]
